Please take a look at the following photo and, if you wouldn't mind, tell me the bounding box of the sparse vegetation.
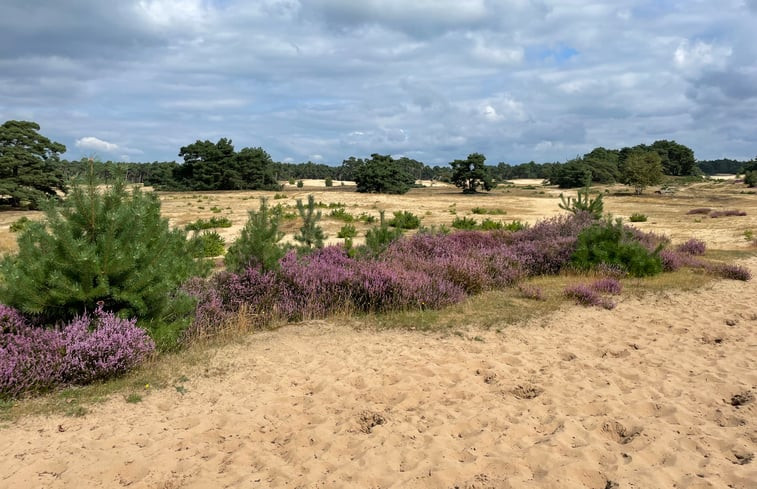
[629,213,647,222]
[185,216,232,231]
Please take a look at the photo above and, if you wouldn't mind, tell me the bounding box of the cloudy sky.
[2,0,756,165]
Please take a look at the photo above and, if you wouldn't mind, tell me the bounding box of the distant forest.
[59,140,753,190]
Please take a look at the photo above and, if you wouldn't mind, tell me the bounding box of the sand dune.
[2,259,756,488]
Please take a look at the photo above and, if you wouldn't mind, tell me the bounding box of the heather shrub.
[563,284,615,310]
[0,165,209,322]
[388,210,421,229]
[1,304,154,398]
[707,263,751,281]
[1,320,65,398]
[61,306,155,384]
[571,218,662,277]
[590,277,622,295]
[676,238,706,256]
[225,197,285,273]
[686,208,711,215]
[659,249,684,272]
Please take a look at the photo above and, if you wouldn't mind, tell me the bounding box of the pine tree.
[294,194,326,251]
[0,161,209,321]
[225,197,285,272]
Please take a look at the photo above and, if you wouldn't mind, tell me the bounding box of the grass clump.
[9,216,30,233]
[185,216,232,231]
[629,213,647,222]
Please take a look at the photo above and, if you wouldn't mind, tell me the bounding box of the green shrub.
[191,230,226,257]
[337,223,357,239]
[364,211,404,256]
[329,207,355,222]
[294,194,326,251]
[451,216,478,230]
[210,206,222,213]
[558,187,604,219]
[571,218,662,277]
[273,193,287,199]
[225,197,285,272]
[388,210,421,229]
[629,213,648,222]
[745,170,757,187]
[185,216,232,231]
[503,220,528,232]
[325,177,333,187]
[479,218,504,230]
[288,178,295,185]
[296,180,304,188]
[472,207,506,215]
[0,167,209,322]
[9,216,30,233]
[358,213,377,223]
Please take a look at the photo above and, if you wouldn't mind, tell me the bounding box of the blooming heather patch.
[563,284,616,310]
[1,305,153,398]
[1,320,65,398]
[707,263,752,281]
[61,306,155,384]
[590,278,623,295]
[676,238,707,256]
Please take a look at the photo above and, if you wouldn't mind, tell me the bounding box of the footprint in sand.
[356,410,386,434]
[601,420,642,445]
[511,383,543,400]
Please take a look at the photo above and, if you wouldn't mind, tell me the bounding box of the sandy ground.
[2,258,755,488]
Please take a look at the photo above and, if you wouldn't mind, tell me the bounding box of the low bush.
[225,197,285,273]
[518,284,544,301]
[676,238,706,256]
[452,216,478,230]
[710,210,747,218]
[388,211,421,230]
[563,284,615,310]
[296,180,304,188]
[9,217,30,233]
[1,305,154,399]
[629,213,647,222]
[329,208,355,222]
[185,216,232,231]
[472,207,506,215]
[325,177,333,187]
[570,218,663,277]
[337,224,357,239]
[191,231,226,257]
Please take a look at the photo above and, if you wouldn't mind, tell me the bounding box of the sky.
[1,0,756,166]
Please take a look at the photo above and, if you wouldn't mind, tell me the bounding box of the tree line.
[2,119,756,209]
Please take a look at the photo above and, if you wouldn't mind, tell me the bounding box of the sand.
[2,258,755,488]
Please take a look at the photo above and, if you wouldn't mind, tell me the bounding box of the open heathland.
[1,177,756,488]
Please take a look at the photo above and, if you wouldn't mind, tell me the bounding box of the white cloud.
[75,136,119,152]
[674,40,732,71]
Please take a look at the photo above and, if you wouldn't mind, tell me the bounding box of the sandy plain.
[1,178,756,488]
